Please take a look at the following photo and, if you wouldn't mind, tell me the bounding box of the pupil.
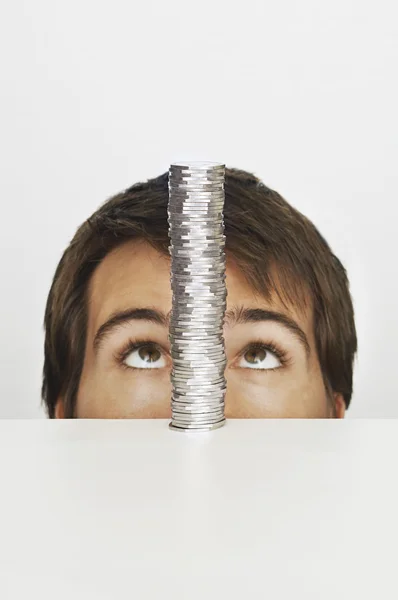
[139,345,160,362]
[246,348,266,363]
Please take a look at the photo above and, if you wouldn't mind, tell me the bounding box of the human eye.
[237,341,287,371]
[116,340,168,370]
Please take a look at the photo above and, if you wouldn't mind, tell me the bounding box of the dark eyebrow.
[93,308,169,353]
[224,306,311,357]
[93,305,310,358]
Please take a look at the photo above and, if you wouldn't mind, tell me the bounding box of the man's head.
[43,168,357,419]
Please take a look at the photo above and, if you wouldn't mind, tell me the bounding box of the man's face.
[66,240,344,418]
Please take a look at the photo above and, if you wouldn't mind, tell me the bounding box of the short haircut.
[42,168,357,417]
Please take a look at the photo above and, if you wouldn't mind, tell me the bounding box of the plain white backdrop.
[0,0,396,417]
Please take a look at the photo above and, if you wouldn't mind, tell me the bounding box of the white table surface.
[0,419,397,599]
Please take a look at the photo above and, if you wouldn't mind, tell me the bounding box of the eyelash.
[236,339,290,372]
[114,338,168,371]
[115,338,290,372]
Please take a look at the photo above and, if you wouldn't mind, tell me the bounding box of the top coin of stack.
[168,162,227,432]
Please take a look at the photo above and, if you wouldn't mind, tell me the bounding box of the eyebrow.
[93,308,169,352]
[93,305,310,357]
[225,306,310,357]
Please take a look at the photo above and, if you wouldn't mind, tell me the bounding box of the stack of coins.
[168,162,227,432]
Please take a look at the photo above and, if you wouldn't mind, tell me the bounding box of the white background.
[1,420,398,599]
[0,0,397,418]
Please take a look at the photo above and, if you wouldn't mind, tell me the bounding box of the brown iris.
[138,345,161,363]
[244,347,266,364]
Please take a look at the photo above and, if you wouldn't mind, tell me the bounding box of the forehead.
[87,239,313,338]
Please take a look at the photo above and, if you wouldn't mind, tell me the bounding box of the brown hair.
[42,168,357,417]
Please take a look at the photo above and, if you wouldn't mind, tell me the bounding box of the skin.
[56,240,345,419]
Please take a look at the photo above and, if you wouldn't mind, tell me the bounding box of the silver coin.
[171,393,225,411]
[171,375,226,383]
[171,275,226,280]
[171,337,225,343]
[169,197,224,204]
[171,363,226,371]
[171,342,225,348]
[169,173,225,179]
[172,398,225,406]
[171,304,226,310]
[170,318,225,325]
[171,264,226,271]
[168,199,225,206]
[171,288,226,294]
[170,170,225,177]
[169,421,225,432]
[170,326,224,333]
[170,255,225,261]
[171,343,226,351]
[169,219,224,226]
[171,381,226,390]
[169,174,225,181]
[172,236,225,244]
[171,287,225,294]
[171,356,226,364]
[170,174,224,180]
[171,418,226,427]
[169,171,225,177]
[171,406,225,413]
[169,184,224,192]
[170,161,225,169]
[169,220,224,227]
[170,304,226,310]
[172,406,225,415]
[170,164,225,172]
[172,410,225,420]
[171,342,226,350]
[168,211,224,218]
[171,380,226,389]
[169,225,225,231]
[169,233,225,241]
[170,176,225,183]
[172,236,226,242]
[170,302,226,308]
[171,328,225,333]
[169,223,224,230]
[172,240,225,247]
[172,384,227,394]
[168,203,225,210]
[168,200,225,207]
[171,415,225,426]
[171,284,225,291]
[169,185,225,192]
[171,407,225,414]
[169,183,224,187]
[171,312,226,319]
[171,271,225,279]
[172,390,225,412]
[171,364,226,373]
[171,313,226,320]
[168,162,227,430]
[171,272,226,279]
[171,308,226,314]
[171,369,226,377]
[170,321,222,328]
[171,403,225,410]
[171,274,226,281]
[170,246,225,252]
[172,394,225,408]
[170,264,225,270]
[169,180,224,187]
[169,181,225,188]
